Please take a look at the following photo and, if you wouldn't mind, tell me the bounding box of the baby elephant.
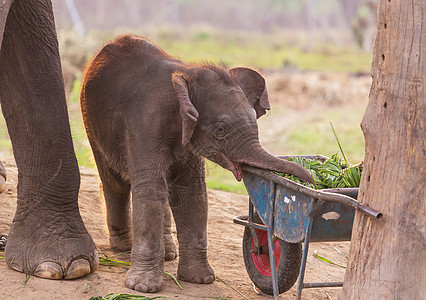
[81,34,312,293]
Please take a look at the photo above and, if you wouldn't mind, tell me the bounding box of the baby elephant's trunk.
[242,147,314,184]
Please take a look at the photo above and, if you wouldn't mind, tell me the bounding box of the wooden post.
[340,0,425,298]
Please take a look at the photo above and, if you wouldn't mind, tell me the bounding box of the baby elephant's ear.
[229,67,270,118]
[172,73,199,146]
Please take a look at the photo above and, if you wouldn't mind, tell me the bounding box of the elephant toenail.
[125,278,136,289]
[164,251,177,261]
[134,283,149,293]
[65,259,90,279]
[34,262,63,279]
[192,277,203,284]
[204,275,215,283]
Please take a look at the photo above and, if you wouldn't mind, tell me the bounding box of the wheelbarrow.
[233,156,382,299]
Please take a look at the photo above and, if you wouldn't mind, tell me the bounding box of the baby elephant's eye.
[213,123,228,139]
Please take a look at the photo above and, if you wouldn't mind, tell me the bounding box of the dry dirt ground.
[0,161,352,300]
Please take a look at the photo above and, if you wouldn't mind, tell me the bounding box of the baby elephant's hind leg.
[95,156,132,251]
[163,204,177,261]
[102,179,132,251]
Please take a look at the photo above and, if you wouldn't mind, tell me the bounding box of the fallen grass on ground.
[95,252,243,300]
[205,161,247,195]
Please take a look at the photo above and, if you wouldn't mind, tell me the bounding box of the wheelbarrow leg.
[296,217,313,300]
[267,229,280,299]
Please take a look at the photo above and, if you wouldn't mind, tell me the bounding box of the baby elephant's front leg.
[168,162,215,285]
[125,182,166,293]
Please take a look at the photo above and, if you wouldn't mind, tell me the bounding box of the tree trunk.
[340,0,425,299]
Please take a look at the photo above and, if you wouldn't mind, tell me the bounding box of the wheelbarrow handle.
[358,204,383,219]
[318,191,383,219]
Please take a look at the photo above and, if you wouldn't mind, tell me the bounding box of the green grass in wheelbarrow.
[277,154,363,189]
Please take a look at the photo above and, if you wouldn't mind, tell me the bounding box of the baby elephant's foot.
[164,234,177,261]
[125,266,162,293]
[178,259,215,284]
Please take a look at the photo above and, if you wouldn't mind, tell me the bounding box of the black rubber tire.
[242,216,302,295]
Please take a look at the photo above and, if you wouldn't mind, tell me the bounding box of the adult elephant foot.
[177,257,215,284]
[125,266,163,293]
[5,209,98,279]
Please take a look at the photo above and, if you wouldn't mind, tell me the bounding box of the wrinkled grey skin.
[0,0,98,279]
[81,34,313,293]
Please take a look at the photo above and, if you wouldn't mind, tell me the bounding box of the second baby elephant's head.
[172,66,313,184]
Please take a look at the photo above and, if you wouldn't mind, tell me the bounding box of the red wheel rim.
[251,229,280,276]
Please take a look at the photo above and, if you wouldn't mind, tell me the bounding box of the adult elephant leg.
[163,204,177,261]
[125,171,166,293]
[168,156,215,284]
[0,0,97,279]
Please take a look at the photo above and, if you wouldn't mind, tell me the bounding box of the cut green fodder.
[89,294,172,300]
[98,254,131,267]
[97,254,245,299]
[313,250,346,269]
[90,293,232,300]
[23,274,30,291]
[334,247,349,259]
[215,276,249,300]
[279,153,363,189]
[280,122,363,188]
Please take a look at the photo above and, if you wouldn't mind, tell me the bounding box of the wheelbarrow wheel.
[242,219,302,295]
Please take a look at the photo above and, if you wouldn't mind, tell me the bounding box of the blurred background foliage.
[0,0,377,194]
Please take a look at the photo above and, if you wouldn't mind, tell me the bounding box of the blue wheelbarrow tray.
[233,159,382,300]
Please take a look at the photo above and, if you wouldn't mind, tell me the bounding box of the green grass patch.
[205,161,247,195]
[69,77,82,104]
[156,36,371,73]
[263,106,366,163]
[68,106,96,169]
